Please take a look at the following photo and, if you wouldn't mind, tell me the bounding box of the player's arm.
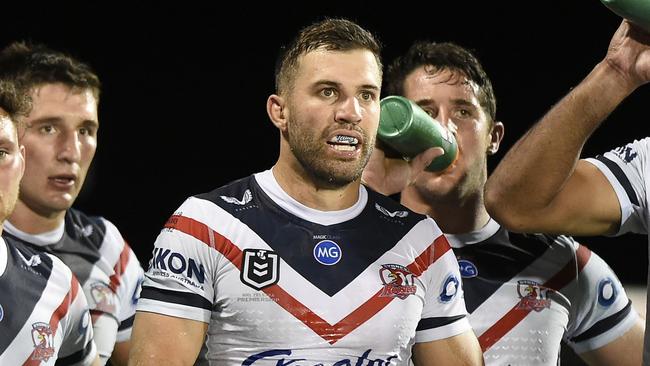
[412,331,484,366]
[109,341,130,366]
[578,317,644,366]
[485,20,650,236]
[128,311,208,366]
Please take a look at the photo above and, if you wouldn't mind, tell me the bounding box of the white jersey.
[138,170,471,365]
[586,137,650,363]
[446,219,638,365]
[0,236,97,365]
[3,208,144,363]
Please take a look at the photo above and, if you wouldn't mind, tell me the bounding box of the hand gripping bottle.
[378,95,458,172]
[600,0,650,32]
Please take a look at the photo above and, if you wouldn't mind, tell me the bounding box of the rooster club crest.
[379,264,417,300]
[516,280,551,311]
[31,322,55,361]
[90,283,117,314]
[241,249,279,290]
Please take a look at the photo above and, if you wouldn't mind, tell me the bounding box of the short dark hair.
[275,18,382,95]
[385,41,496,122]
[0,79,31,123]
[0,41,101,101]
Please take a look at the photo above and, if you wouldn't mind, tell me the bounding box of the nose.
[335,97,362,125]
[437,108,458,134]
[57,131,81,164]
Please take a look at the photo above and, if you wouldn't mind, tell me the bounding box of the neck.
[8,200,66,234]
[401,186,490,234]
[272,160,361,211]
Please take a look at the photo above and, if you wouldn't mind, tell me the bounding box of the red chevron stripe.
[478,244,591,351]
[165,214,449,344]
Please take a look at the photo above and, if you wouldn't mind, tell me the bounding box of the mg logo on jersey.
[241,249,279,290]
[458,259,478,278]
[31,322,55,361]
[379,264,417,299]
[313,240,342,265]
[516,280,551,311]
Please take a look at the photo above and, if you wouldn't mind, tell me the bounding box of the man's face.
[282,49,381,187]
[402,67,496,201]
[18,83,98,217]
[0,110,24,223]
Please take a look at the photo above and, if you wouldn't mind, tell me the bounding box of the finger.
[411,147,445,172]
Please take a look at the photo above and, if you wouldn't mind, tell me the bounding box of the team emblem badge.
[516,280,551,311]
[379,264,417,299]
[31,322,55,361]
[241,249,279,290]
[90,283,117,314]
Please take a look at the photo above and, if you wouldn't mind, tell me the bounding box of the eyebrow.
[28,116,99,128]
[313,80,380,92]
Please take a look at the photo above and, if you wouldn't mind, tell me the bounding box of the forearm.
[485,61,635,228]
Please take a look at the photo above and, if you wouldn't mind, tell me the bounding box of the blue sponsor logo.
[458,259,478,278]
[598,277,618,307]
[313,240,341,266]
[439,273,460,303]
[151,248,206,284]
[241,348,397,366]
[0,304,3,322]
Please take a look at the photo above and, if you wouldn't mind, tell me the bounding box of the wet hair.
[0,79,31,123]
[384,41,496,122]
[275,18,382,95]
[0,41,101,101]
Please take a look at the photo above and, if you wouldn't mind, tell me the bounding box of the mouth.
[326,133,361,152]
[49,174,77,188]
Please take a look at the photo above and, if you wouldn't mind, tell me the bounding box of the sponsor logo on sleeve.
[597,277,618,307]
[151,248,206,290]
[241,249,279,291]
[613,145,638,163]
[439,273,460,303]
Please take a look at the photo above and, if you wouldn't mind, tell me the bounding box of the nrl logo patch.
[241,249,280,290]
[516,280,551,312]
[379,264,417,300]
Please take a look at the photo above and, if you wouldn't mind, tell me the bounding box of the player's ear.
[267,95,287,131]
[487,121,504,155]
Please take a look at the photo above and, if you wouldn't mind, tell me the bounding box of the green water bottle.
[378,95,458,172]
[601,0,650,32]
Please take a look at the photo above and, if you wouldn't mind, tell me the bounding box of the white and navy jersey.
[3,208,144,363]
[446,219,638,365]
[138,169,471,365]
[0,236,97,365]
[586,137,650,363]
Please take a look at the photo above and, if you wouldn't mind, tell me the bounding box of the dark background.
[1,2,647,283]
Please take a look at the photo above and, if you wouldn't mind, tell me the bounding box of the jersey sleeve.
[563,241,639,354]
[585,138,649,235]
[137,197,218,323]
[52,256,98,366]
[100,219,145,343]
[414,220,472,343]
